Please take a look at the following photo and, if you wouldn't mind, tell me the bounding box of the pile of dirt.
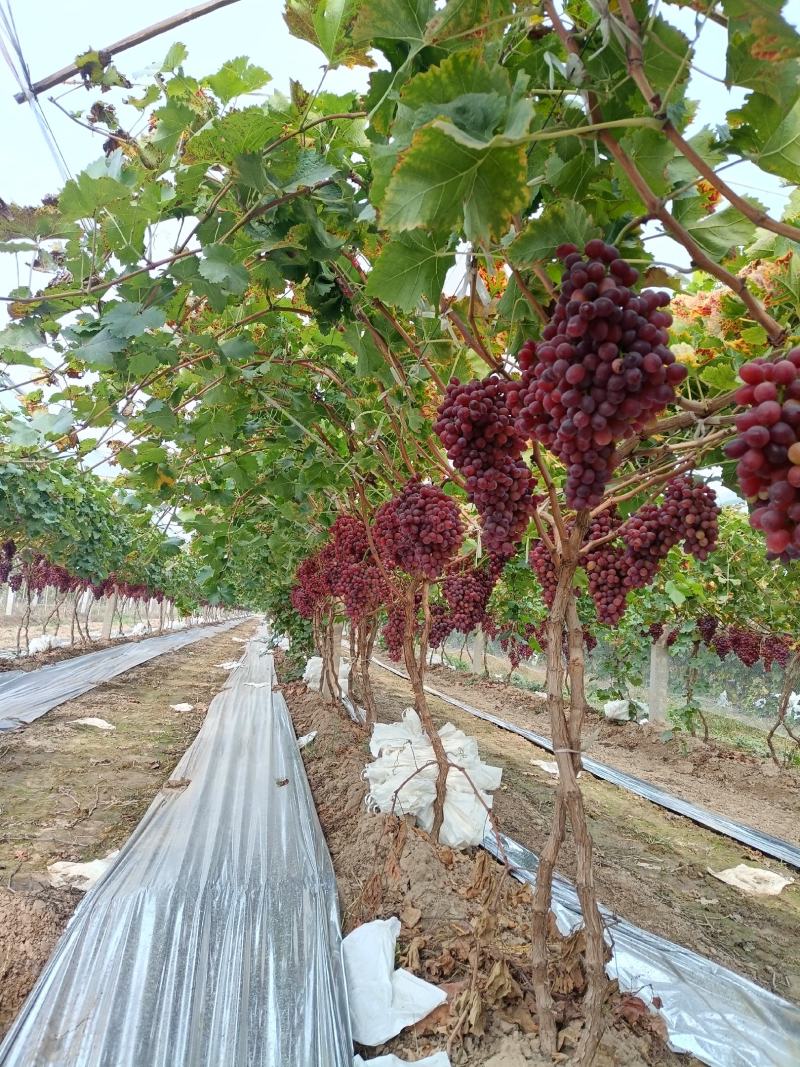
[0,886,81,1036]
[283,679,695,1066]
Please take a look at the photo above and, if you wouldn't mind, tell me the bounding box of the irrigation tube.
[0,633,352,1066]
[485,831,800,1067]
[0,618,248,731]
[372,658,800,871]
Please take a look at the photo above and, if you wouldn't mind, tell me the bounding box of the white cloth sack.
[709,864,794,896]
[343,917,446,1047]
[365,709,502,849]
[603,699,632,722]
[303,656,323,691]
[354,1054,450,1066]
[27,635,69,655]
[67,717,115,731]
[48,850,119,891]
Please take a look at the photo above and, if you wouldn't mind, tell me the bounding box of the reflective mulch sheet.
[485,832,800,1067]
[0,619,247,731]
[372,658,800,870]
[0,636,352,1067]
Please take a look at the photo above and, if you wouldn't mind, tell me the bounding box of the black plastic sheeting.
[0,619,248,731]
[0,634,353,1067]
[372,658,800,871]
[485,831,800,1067]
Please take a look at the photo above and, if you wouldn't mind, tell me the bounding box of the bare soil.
[367,661,800,1005]
[418,662,800,850]
[0,618,257,1037]
[281,671,700,1067]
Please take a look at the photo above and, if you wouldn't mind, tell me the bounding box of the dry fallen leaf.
[400,904,422,928]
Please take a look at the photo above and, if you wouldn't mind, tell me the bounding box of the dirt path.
[0,618,257,1038]
[369,664,800,1005]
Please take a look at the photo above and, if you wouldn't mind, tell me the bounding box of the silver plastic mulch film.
[484,832,800,1067]
[0,618,247,731]
[372,658,800,870]
[0,635,353,1067]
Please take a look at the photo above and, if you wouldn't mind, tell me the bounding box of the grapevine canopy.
[0,0,799,616]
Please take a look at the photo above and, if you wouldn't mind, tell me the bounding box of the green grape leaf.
[508,201,598,265]
[365,230,453,311]
[380,123,528,240]
[204,57,271,104]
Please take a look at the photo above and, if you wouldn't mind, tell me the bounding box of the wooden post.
[471,626,487,675]
[648,634,670,726]
[101,593,118,640]
[13,0,243,103]
[5,586,14,615]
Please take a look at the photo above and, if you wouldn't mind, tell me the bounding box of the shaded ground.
[369,661,800,1005]
[0,618,257,1038]
[282,671,697,1067]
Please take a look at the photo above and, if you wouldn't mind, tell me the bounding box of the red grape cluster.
[762,635,792,671]
[501,631,531,670]
[0,540,16,583]
[712,629,732,659]
[428,602,453,650]
[381,600,406,661]
[665,626,680,647]
[529,476,719,627]
[441,563,496,635]
[648,623,664,641]
[328,515,388,623]
[510,240,685,508]
[330,514,370,566]
[338,563,388,624]
[583,509,627,624]
[434,375,537,559]
[529,539,557,607]
[697,615,718,645]
[661,475,720,560]
[728,626,762,668]
[725,349,800,560]
[619,475,719,581]
[291,544,336,619]
[373,480,464,580]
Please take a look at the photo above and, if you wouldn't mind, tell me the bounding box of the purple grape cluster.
[0,540,16,583]
[510,240,685,509]
[434,375,537,560]
[373,480,463,581]
[697,614,718,645]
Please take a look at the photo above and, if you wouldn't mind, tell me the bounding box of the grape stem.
[616,0,800,246]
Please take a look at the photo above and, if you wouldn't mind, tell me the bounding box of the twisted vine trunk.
[356,618,378,727]
[530,518,607,1063]
[401,581,449,839]
[767,651,800,767]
